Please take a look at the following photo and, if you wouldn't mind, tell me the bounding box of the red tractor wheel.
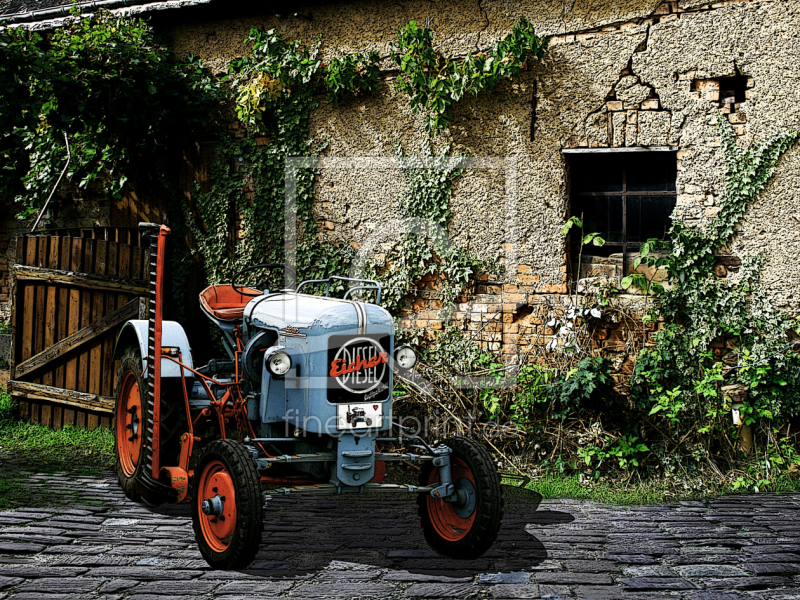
[112,345,183,505]
[112,346,145,502]
[417,437,503,558]
[191,439,263,569]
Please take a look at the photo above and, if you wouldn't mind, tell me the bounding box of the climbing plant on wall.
[390,17,548,134]
[0,9,222,220]
[183,28,379,286]
[355,142,481,313]
[188,21,543,310]
[628,117,800,458]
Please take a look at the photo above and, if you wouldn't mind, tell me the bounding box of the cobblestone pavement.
[1,470,800,599]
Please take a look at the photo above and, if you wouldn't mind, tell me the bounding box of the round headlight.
[265,348,292,377]
[394,345,417,370]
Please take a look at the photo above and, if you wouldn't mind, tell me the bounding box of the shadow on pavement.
[155,483,575,579]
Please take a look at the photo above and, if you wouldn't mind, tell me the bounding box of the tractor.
[112,223,503,569]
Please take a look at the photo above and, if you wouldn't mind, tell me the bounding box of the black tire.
[191,439,263,570]
[417,436,503,558]
[112,345,182,505]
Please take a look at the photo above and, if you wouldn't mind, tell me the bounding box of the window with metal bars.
[568,151,677,273]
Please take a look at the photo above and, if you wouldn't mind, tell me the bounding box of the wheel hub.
[202,494,224,517]
[126,406,140,441]
[451,477,477,518]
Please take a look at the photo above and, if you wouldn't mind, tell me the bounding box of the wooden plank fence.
[8,228,149,429]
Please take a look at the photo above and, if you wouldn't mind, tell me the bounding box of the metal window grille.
[568,151,677,275]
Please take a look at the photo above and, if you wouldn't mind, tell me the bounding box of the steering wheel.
[231,263,294,296]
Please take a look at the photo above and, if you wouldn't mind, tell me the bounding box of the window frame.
[564,148,677,276]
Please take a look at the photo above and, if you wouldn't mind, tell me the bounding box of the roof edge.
[1,0,215,26]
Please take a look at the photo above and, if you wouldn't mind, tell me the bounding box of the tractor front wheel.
[191,439,263,570]
[417,436,504,558]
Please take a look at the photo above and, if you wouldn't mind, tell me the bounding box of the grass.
[0,390,114,470]
[502,470,800,505]
[0,390,115,507]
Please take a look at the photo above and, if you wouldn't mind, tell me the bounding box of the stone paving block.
[572,586,669,600]
[486,583,540,598]
[85,567,203,580]
[403,583,478,598]
[43,545,109,555]
[51,555,136,567]
[623,565,679,577]
[105,546,170,556]
[0,566,88,577]
[743,545,800,554]
[680,546,741,555]
[127,596,201,600]
[739,562,800,575]
[0,517,31,526]
[0,533,72,545]
[165,559,213,570]
[535,572,613,585]
[740,553,800,562]
[381,571,472,583]
[98,579,140,593]
[478,572,531,584]
[687,593,749,600]
[538,585,571,599]
[621,576,699,590]
[704,575,794,589]
[291,583,397,596]
[318,570,381,580]
[668,554,741,565]
[130,580,219,595]
[675,565,749,578]
[0,512,51,520]
[0,576,23,590]
[9,595,117,600]
[213,581,294,595]
[564,560,621,573]
[606,554,659,564]
[0,526,66,536]
[0,542,44,554]
[12,577,106,593]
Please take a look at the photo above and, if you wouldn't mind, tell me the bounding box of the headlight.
[394,345,417,370]
[264,347,292,377]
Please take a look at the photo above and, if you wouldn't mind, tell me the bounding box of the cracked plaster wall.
[162,0,800,312]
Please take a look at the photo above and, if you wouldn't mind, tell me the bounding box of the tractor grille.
[327,334,391,403]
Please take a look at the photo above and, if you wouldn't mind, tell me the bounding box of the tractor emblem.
[329,337,389,394]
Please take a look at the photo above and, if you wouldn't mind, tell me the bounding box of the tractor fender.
[113,320,193,378]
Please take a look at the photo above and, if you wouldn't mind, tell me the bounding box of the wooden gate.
[8,228,150,429]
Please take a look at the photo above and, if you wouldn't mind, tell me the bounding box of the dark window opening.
[719,76,748,104]
[568,152,677,275]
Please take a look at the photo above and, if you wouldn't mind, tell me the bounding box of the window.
[568,151,677,274]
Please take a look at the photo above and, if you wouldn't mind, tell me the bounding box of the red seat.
[199,284,261,321]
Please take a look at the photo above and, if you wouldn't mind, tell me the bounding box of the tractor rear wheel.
[191,439,263,570]
[113,346,145,502]
[417,436,503,558]
[112,345,182,505]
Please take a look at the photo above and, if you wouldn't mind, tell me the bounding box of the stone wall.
[154,0,800,368]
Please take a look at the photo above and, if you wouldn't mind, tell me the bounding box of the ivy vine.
[629,116,800,444]
[357,142,481,313]
[182,28,378,288]
[390,18,548,134]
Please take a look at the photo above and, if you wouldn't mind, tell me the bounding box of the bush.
[548,356,616,416]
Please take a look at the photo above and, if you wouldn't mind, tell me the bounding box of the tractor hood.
[243,292,393,336]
